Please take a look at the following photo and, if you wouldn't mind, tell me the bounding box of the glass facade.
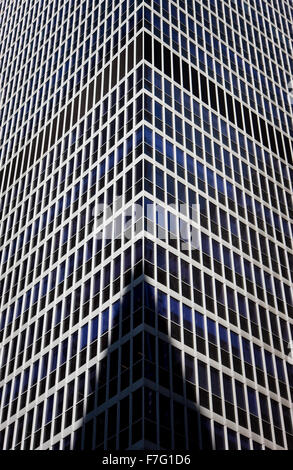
[0,0,292,450]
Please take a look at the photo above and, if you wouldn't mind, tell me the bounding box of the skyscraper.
[0,0,293,451]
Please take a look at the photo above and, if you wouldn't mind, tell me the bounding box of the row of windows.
[0,60,142,236]
[1,121,290,396]
[142,326,292,449]
[49,383,293,450]
[0,0,292,452]
[1,0,132,123]
[0,143,142,364]
[142,2,293,131]
[2,62,292,302]
[143,88,293,226]
[142,233,293,360]
[2,0,292,165]
[2,163,292,364]
[0,208,141,349]
[1,112,293,364]
[143,195,293,312]
[94,64,293,231]
[1,0,85,133]
[141,127,293,278]
[143,32,293,169]
[51,396,291,450]
[2,103,292,294]
[2,0,291,59]
[145,0,292,86]
[1,221,293,406]
[0,61,144,270]
[0,0,142,169]
[0,132,143,324]
[1,273,292,449]
[0,283,143,447]
[2,0,292,180]
[0,91,141,267]
[0,25,143,205]
[1,44,285,284]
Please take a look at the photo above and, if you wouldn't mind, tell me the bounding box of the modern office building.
[0,0,293,451]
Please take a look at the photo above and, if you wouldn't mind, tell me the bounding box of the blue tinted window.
[101,309,109,334]
[145,283,155,309]
[80,324,88,350]
[183,305,192,330]
[170,297,180,324]
[157,290,167,317]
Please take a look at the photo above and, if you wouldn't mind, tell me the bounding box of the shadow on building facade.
[70,266,214,451]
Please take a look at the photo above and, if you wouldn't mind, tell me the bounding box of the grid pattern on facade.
[0,0,293,451]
